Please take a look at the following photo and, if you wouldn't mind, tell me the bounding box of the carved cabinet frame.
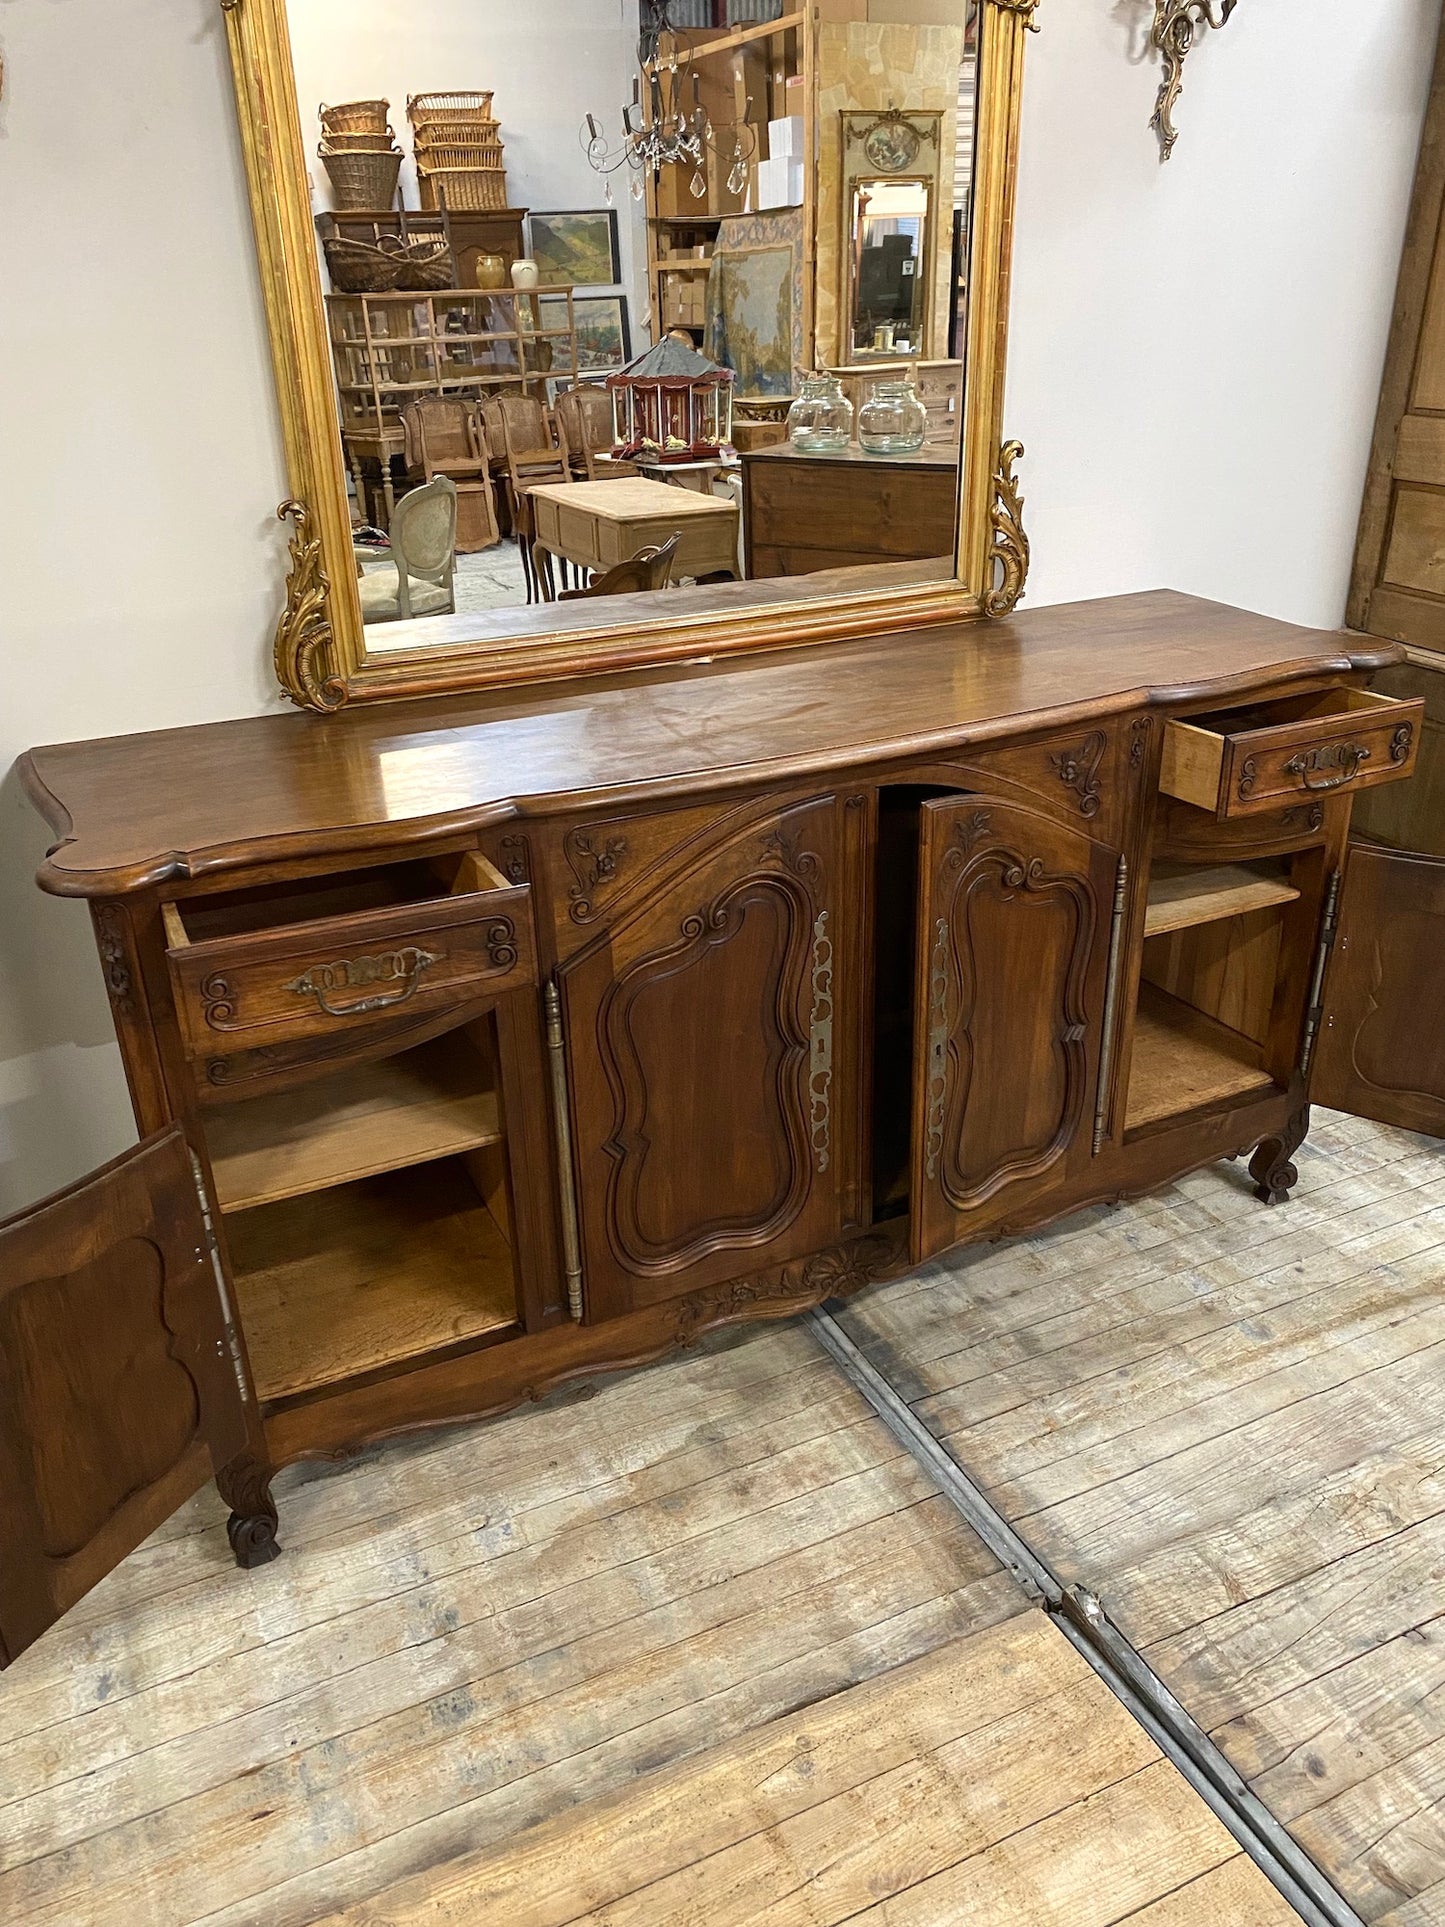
[221,0,1038,711]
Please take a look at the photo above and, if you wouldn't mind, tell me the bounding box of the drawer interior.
[169,852,498,947]
[1183,685,1398,740]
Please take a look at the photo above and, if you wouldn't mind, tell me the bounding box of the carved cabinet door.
[558,794,857,1320]
[0,1128,253,1667]
[1311,843,1445,1137]
[911,797,1117,1263]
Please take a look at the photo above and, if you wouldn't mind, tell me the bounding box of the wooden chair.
[554,383,633,482]
[357,476,457,623]
[401,398,499,553]
[557,536,680,602]
[494,397,570,603]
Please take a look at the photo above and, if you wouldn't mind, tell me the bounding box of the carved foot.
[216,1456,282,1570]
[1249,1106,1309,1206]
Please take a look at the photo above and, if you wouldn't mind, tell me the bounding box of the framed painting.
[542,293,632,372]
[528,210,622,288]
[704,244,795,397]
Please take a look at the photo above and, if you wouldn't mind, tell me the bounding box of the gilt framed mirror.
[223,0,1034,712]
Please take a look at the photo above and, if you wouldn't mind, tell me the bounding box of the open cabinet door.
[910,796,1117,1263]
[0,1128,253,1667]
[1311,843,1445,1138]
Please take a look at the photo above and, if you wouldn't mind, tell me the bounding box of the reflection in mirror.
[284,1,980,650]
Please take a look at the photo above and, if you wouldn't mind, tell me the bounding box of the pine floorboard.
[309,1616,1298,1927]
[838,1108,1445,1924]
[0,1321,1023,1927]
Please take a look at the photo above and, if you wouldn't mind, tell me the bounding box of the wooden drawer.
[1159,687,1424,820]
[164,853,535,1063]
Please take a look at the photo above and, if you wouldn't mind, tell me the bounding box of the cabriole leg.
[1249,1105,1309,1206]
[217,1454,281,1569]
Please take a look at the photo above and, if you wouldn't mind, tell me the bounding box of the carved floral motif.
[565,829,630,923]
[1050,732,1107,819]
[983,440,1031,619]
[92,906,136,1020]
[671,1229,906,1342]
[273,500,347,714]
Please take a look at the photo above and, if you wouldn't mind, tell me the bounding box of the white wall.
[0,0,1435,1215]
[1006,0,1439,623]
[287,0,650,332]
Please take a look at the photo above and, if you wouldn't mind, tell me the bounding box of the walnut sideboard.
[6,589,1444,1666]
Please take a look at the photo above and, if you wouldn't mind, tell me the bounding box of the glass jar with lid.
[857,378,928,455]
[786,373,853,452]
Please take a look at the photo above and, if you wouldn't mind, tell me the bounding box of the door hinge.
[188,1149,255,1408]
[545,979,586,1323]
[1093,855,1130,1154]
[1299,868,1343,1085]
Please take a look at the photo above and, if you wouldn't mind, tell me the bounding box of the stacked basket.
[318,100,404,212]
[409,92,509,213]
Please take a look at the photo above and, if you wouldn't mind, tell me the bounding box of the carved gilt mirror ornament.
[1152,0,1237,160]
[224,0,1038,712]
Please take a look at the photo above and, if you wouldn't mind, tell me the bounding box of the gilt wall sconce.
[1152,0,1237,159]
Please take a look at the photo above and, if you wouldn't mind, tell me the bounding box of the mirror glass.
[283,1,981,653]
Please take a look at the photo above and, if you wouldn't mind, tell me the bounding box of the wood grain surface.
[838,1106,1445,1924]
[21,591,1400,896]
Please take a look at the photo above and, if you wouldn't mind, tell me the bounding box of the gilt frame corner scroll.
[224,0,1037,712]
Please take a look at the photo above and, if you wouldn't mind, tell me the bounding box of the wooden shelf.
[1144,864,1299,939]
[1125,982,1277,1133]
[209,1040,502,1214]
[228,1159,517,1404]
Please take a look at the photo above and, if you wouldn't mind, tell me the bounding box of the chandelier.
[582,0,758,204]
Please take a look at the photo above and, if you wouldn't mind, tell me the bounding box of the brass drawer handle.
[1282,741,1371,792]
[283,946,442,1018]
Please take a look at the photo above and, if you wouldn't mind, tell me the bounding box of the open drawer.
[1159,686,1423,820]
[164,851,535,1063]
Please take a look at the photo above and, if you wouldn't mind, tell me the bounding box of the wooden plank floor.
[0,1319,1022,1927]
[839,1108,1445,1926]
[313,1614,1299,1927]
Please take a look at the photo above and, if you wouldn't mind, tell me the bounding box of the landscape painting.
[528,210,622,288]
[542,294,631,372]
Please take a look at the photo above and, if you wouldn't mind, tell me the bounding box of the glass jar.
[857,378,928,455]
[786,373,853,452]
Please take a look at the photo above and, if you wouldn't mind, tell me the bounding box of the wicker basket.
[408,90,494,126]
[414,120,501,150]
[413,139,506,171]
[324,235,456,294]
[322,147,404,212]
[319,129,399,152]
[320,99,391,135]
[418,167,509,213]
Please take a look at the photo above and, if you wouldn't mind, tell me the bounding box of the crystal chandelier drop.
[582,0,758,204]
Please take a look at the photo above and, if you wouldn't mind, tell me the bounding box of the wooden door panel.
[0,1129,251,1667]
[1350,29,1445,648]
[1312,844,1445,1138]
[912,798,1116,1261]
[561,795,854,1319]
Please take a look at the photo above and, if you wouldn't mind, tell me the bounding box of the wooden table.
[527,477,741,594]
[342,428,406,531]
[741,440,959,579]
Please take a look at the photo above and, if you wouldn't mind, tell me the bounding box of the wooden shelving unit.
[227,1158,517,1405]
[642,10,811,355]
[650,217,722,342]
[327,288,579,437]
[1143,863,1300,939]
[1125,982,1277,1133]
[209,1039,503,1215]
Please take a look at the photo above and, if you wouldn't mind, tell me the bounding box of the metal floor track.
[806,1306,1367,1927]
